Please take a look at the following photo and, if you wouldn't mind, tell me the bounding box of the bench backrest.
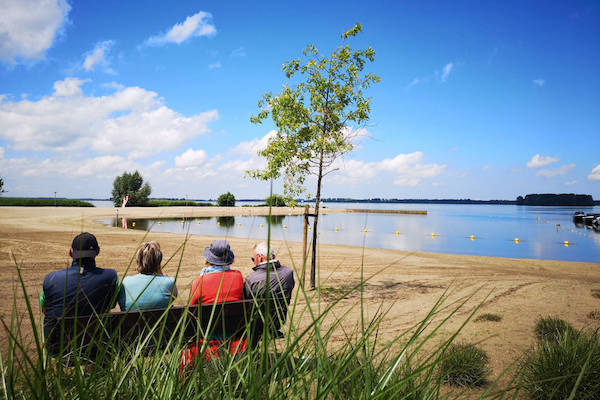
[46,298,286,357]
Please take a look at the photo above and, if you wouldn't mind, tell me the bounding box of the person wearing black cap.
[40,232,118,354]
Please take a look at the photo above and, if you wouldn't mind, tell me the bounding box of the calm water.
[98,203,600,263]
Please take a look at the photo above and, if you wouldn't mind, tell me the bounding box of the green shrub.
[521,329,600,400]
[438,343,490,387]
[474,313,502,322]
[534,316,576,343]
[265,194,288,207]
[217,192,235,206]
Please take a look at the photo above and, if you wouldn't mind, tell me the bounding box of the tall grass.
[0,198,94,207]
[1,218,521,399]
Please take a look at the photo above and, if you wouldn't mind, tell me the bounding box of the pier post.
[302,204,309,288]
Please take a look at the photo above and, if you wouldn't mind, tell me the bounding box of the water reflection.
[98,205,600,262]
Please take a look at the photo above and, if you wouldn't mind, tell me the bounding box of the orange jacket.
[189,270,244,305]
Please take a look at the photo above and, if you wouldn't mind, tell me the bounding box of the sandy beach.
[1,206,599,384]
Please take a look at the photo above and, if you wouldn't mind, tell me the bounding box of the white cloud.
[53,77,86,96]
[82,40,114,73]
[526,154,559,168]
[536,163,575,177]
[0,146,4,158]
[230,47,246,57]
[0,77,219,158]
[588,165,600,180]
[533,79,545,87]
[208,61,221,70]
[143,11,216,47]
[0,0,70,65]
[331,151,446,186]
[175,148,207,168]
[440,63,453,82]
[565,180,578,186]
[231,131,277,155]
[405,77,421,90]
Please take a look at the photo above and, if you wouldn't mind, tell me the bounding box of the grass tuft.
[588,310,600,321]
[534,316,576,343]
[591,289,600,299]
[438,343,490,387]
[521,329,600,400]
[474,313,502,322]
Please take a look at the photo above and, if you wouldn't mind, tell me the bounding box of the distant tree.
[248,23,379,289]
[265,194,288,207]
[217,192,236,207]
[0,177,5,194]
[112,171,151,207]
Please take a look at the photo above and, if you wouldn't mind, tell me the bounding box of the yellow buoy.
[197,221,201,224]
[431,233,435,237]
[132,222,136,227]
[470,235,475,240]
[308,226,311,230]
[181,220,184,224]
[238,223,241,227]
[395,231,399,236]
[260,224,263,228]
[283,225,287,229]
[335,227,339,232]
[217,222,220,226]
[514,238,519,243]
[363,229,368,233]
[157,221,161,225]
[564,240,569,247]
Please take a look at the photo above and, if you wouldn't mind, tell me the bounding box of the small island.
[516,193,596,206]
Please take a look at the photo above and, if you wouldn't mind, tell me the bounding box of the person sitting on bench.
[244,242,295,333]
[182,240,245,367]
[117,241,178,311]
[40,232,118,355]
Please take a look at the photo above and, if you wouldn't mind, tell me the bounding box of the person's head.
[136,241,163,274]
[203,240,234,266]
[69,232,100,260]
[252,242,275,266]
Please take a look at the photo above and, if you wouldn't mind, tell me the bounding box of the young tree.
[112,171,151,207]
[0,177,5,194]
[249,23,379,289]
[217,192,236,207]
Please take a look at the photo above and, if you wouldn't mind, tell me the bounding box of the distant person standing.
[40,232,118,354]
[118,241,177,311]
[244,242,295,332]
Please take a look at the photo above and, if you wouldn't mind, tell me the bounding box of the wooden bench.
[45,298,288,359]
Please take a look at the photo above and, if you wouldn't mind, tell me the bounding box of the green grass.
[145,200,214,207]
[0,197,94,207]
[521,328,600,400]
[438,343,490,387]
[474,313,502,322]
[534,316,577,343]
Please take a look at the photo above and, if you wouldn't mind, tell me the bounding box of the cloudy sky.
[0,0,599,200]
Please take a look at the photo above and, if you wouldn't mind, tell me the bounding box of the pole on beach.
[302,204,309,288]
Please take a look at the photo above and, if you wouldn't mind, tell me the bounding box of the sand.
[1,205,599,386]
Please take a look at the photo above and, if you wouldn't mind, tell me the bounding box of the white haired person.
[118,241,177,311]
[244,241,295,334]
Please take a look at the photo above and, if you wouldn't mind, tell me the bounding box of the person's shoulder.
[93,267,118,280]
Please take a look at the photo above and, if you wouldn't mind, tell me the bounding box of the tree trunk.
[310,147,324,290]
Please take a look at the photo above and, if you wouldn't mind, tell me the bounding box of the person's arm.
[171,281,178,299]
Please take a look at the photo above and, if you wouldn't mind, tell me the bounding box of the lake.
[96,202,600,263]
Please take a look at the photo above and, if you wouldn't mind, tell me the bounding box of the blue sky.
[0,0,599,200]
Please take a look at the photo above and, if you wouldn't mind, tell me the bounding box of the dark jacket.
[244,260,295,331]
[42,259,118,349]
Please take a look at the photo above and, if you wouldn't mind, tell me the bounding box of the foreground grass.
[0,197,94,207]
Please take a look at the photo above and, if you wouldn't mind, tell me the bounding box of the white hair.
[254,242,275,259]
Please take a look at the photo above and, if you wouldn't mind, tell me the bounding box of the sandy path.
[1,206,599,389]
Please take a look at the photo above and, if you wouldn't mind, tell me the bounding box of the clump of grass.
[588,310,600,321]
[438,343,490,387]
[534,316,576,343]
[474,313,502,322]
[591,289,600,299]
[521,329,600,400]
[0,197,94,207]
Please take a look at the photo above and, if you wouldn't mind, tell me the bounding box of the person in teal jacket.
[118,241,177,311]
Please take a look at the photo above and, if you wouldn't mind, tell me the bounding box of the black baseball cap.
[71,232,99,259]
